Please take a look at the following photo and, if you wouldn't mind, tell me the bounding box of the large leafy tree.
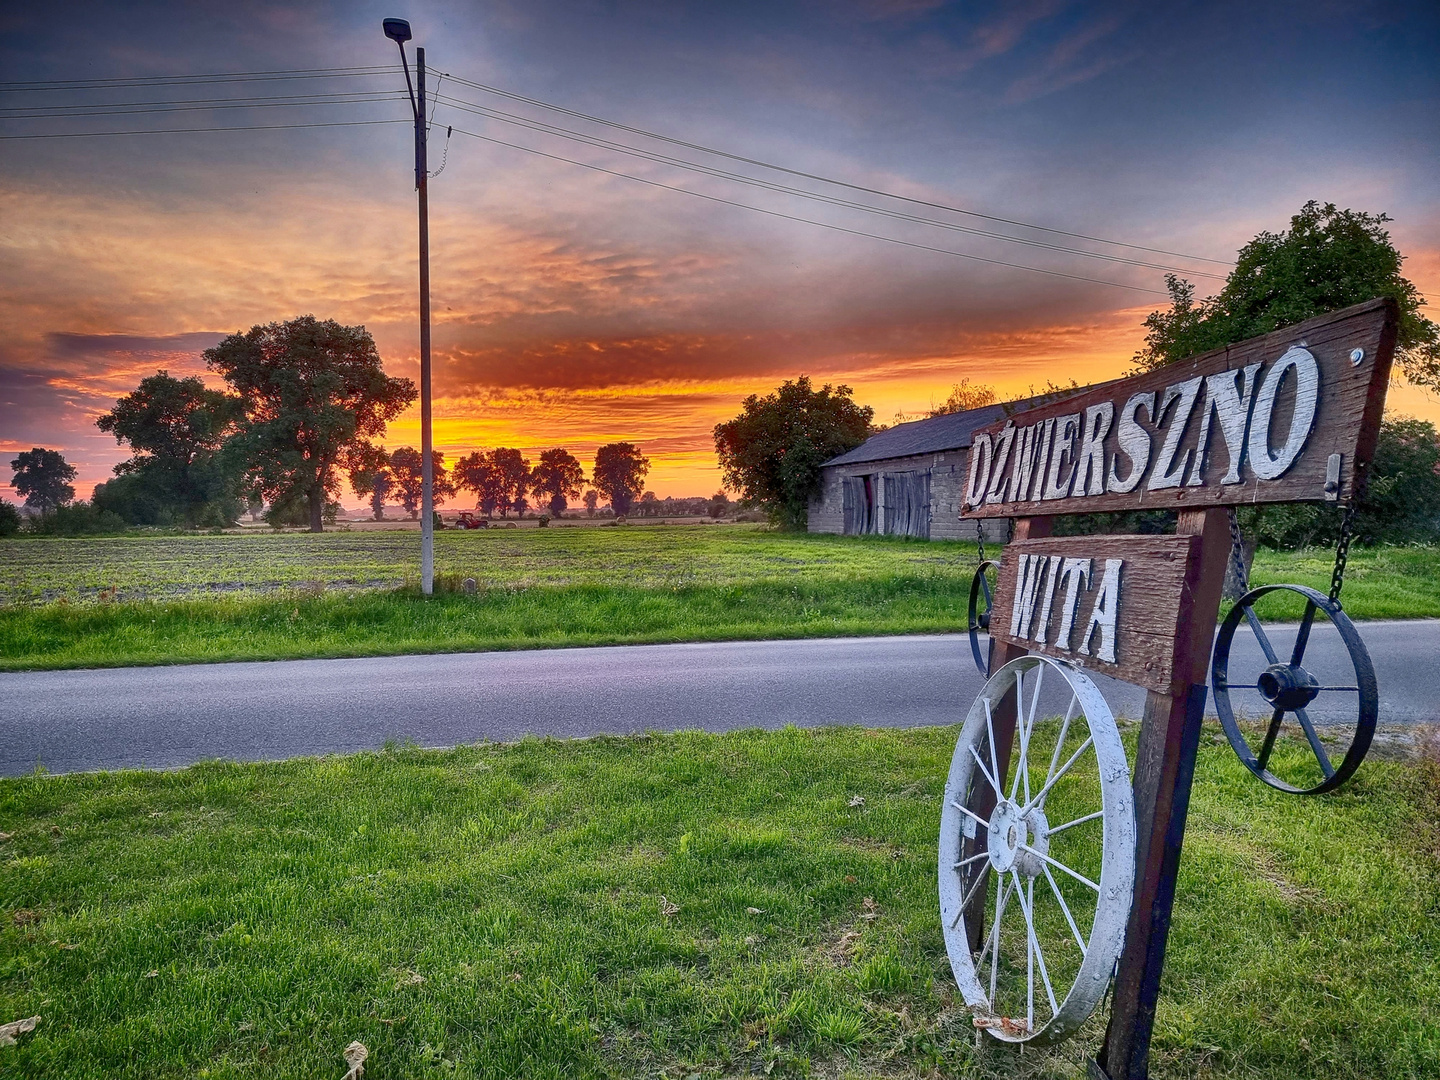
[1127,201,1440,549]
[388,447,455,520]
[530,448,586,518]
[489,448,532,518]
[713,376,874,530]
[1134,201,1440,390]
[454,450,506,516]
[10,447,76,513]
[590,442,650,517]
[94,370,243,526]
[205,316,415,532]
[347,444,395,521]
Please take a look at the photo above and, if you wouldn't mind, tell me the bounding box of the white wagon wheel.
[939,655,1136,1045]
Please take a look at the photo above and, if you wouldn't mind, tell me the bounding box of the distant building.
[808,387,1098,541]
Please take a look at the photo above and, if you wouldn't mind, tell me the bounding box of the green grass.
[1,725,1435,1078]
[1,528,1436,672]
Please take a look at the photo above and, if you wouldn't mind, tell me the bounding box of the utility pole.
[384,17,434,595]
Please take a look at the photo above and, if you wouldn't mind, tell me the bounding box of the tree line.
[1,315,658,535]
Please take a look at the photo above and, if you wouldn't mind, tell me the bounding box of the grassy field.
[1,527,1437,671]
[1,724,1435,1079]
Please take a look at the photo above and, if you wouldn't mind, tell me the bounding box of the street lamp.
[384,16,435,595]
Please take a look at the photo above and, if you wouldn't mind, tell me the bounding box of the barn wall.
[808,448,1008,542]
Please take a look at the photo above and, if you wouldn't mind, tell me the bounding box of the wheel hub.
[987,802,1049,878]
[1257,663,1319,711]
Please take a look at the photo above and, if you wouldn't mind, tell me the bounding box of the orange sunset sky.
[3,1,1439,506]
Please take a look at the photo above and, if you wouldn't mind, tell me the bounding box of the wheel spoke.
[1242,604,1281,664]
[969,745,1001,797]
[1291,706,1336,778]
[1042,864,1087,956]
[980,573,992,610]
[1047,809,1104,836]
[1021,664,1045,805]
[985,874,1012,1004]
[1015,872,1059,1018]
[1021,843,1100,892]
[1290,600,1317,667]
[1009,668,1026,802]
[1025,875,1034,1029]
[951,800,991,831]
[983,698,1004,803]
[1255,706,1286,772]
[1025,735,1093,815]
[1045,694,1079,787]
[954,850,990,870]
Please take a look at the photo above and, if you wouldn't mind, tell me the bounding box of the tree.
[591,442,650,517]
[583,489,599,517]
[1134,201,1440,391]
[204,315,415,532]
[94,370,243,526]
[0,499,21,536]
[489,448,531,518]
[713,376,874,530]
[347,445,394,521]
[639,491,659,517]
[530,448,585,518]
[388,447,456,520]
[708,491,730,518]
[454,450,504,516]
[10,447,76,514]
[931,378,997,416]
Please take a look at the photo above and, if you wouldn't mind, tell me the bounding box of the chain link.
[1329,503,1357,606]
[975,518,986,565]
[1227,507,1249,595]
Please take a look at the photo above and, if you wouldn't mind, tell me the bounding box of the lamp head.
[382,18,412,44]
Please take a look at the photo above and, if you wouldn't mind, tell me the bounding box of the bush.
[0,499,21,536]
[25,502,128,536]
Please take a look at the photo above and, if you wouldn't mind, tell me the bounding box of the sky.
[2,0,1438,505]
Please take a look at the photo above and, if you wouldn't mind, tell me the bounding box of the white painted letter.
[1055,558,1092,651]
[1072,402,1114,497]
[1010,554,1050,639]
[1043,413,1082,500]
[964,433,993,508]
[1188,362,1262,486]
[1248,346,1320,481]
[985,423,1017,504]
[1078,559,1122,664]
[1109,392,1155,494]
[1033,555,1065,643]
[1148,376,1203,491]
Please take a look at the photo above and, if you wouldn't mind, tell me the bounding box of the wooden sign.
[961,298,1397,518]
[988,533,1203,694]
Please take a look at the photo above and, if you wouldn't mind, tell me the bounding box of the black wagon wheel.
[1212,584,1378,795]
[968,560,1001,677]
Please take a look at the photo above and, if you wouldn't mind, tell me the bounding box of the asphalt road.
[2,622,1436,776]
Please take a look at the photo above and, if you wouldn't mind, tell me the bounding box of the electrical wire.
[0,118,411,140]
[0,66,401,92]
[439,71,1229,267]
[434,90,1223,279]
[1,89,404,114]
[446,124,1167,295]
[1,94,408,121]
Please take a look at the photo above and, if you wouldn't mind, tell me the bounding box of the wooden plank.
[961,298,1397,518]
[1096,508,1230,1080]
[987,533,1201,695]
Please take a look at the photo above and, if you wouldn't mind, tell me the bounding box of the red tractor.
[453,512,489,530]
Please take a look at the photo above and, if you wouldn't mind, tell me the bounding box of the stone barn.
[807,403,1018,542]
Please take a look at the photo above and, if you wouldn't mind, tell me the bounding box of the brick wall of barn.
[807,448,1008,542]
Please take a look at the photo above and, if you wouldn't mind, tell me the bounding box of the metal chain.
[1329,503,1357,606]
[975,518,986,564]
[1227,507,1249,594]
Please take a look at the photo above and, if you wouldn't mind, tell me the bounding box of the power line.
[440,71,1230,268]
[1,89,404,114]
[0,118,410,140]
[0,66,400,92]
[435,90,1225,279]
[1,93,407,121]
[447,124,1167,296]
